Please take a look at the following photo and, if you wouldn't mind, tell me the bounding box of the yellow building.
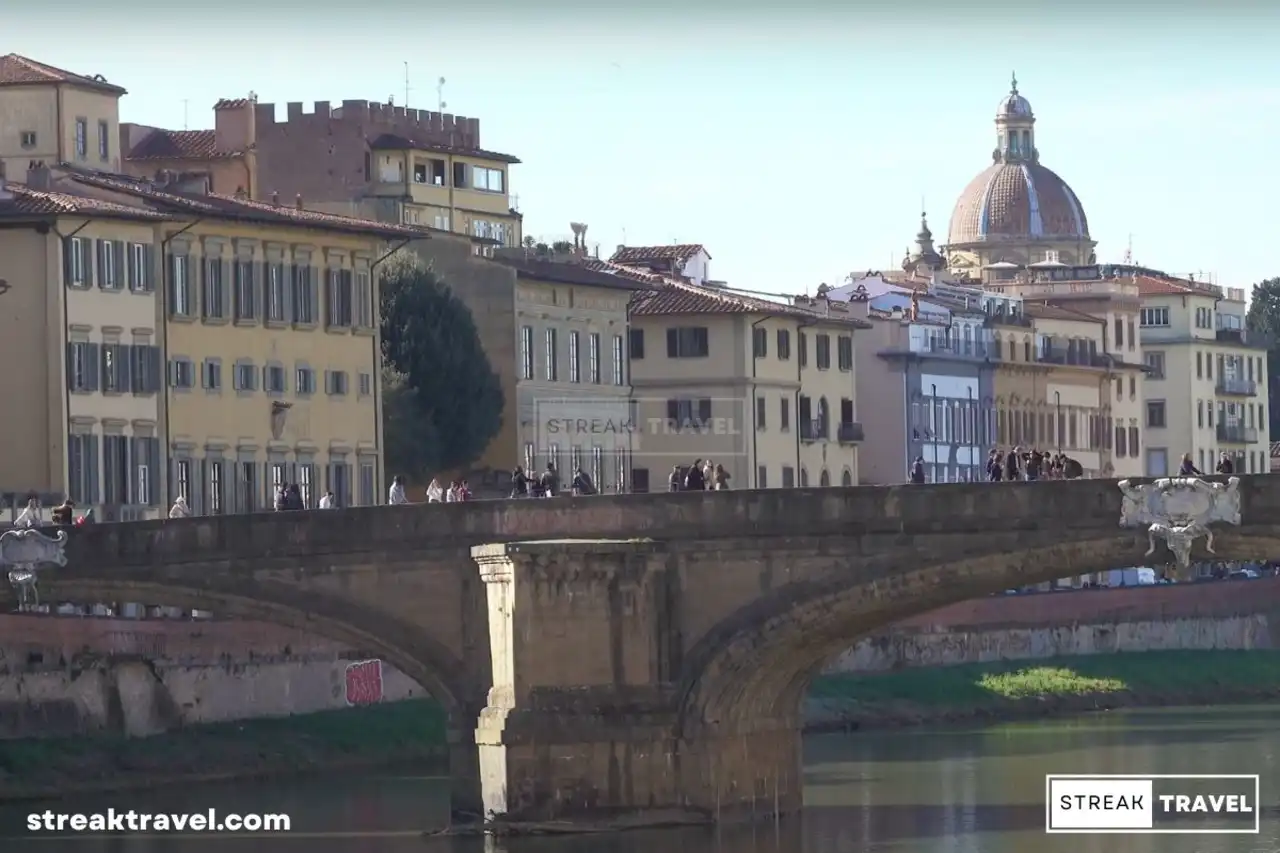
[627,278,867,492]
[0,54,125,179]
[1134,272,1270,477]
[0,164,169,520]
[58,167,430,512]
[983,276,1147,478]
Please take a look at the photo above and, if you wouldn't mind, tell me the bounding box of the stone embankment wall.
[0,617,422,739]
[825,579,1280,674]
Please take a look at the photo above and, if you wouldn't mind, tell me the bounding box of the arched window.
[799,467,809,487]
[1008,338,1016,361]
[841,468,853,487]
[819,469,831,487]
[1023,335,1032,362]
[817,397,830,438]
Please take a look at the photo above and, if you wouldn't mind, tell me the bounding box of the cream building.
[0,164,168,520]
[626,277,867,492]
[492,254,644,492]
[1134,273,1269,477]
[57,167,430,512]
[0,54,125,178]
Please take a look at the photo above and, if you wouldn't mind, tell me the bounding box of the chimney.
[295,194,303,210]
[25,162,50,190]
[271,191,279,206]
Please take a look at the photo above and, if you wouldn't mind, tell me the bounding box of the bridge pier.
[470,540,803,823]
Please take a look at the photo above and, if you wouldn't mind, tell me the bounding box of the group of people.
[1178,452,1237,477]
[908,446,1086,484]
[12,497,85,528]
[508,463,598,498]
[668,458,731,491]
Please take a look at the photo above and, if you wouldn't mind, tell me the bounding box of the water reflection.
[2,705,1278,852]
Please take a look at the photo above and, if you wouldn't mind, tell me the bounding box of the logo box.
[532,396,751,459]
[1045,775,1260,834]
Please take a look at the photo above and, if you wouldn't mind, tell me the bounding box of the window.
[169,254,192,317]
[358,372,372,396]
[1140,307,1169,327]
[815,334,831,370]
[203,359,222,391]
[238,461,258,513]
[1144,351,1165,379]
[782,466,795,488]
[66,341,94,392]
[666,398,712,430]
[296,367,316,395]
[169,358,195,389]
[136,458,151,506]
[326,268,354,328]
[208,460,224,514]
[1197,400,1204,428]
[264,364,286,394]
[98,119,109,160]
[359,461,376,505]
[98,240,122,289]
[568,331,581,383]
[354,271,372,328]
[100,343,128,392]
[325,370,349,396]
[629,328,645,359]
[756,396,767,429]
[233,261,256,320]
[757,466,768,488]
[544,328,559,380]
[267,263,286,322]
[75,118,87,158]
[837,336,853,371]
[589,332,602,383]
[798,332,808,367]
[67,236,89,286]
[472,166,504,193]
[233,362,257,392]
[291,265,316,324]
[666,326,709,358]
[1146,400,1167,428]
[202,258,226,319]
[176,459,192,503]
[19,130,36,149]
[297,463,314,508]
[520,326,534,379]
[612,335,625,385]
[1114,316,1124,348]
[591,446,603,490]
[753,327,768,358]
[777,329,791,360]
[129,243,150,292]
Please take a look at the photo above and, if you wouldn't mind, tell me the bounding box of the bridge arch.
[675,528,1280,738]
[0,577,474,724]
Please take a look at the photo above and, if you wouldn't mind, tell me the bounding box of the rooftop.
[0,54,126,95]
[0,182,168,221]
[611,244,709,265]
[126,129,239,161]
[64,168,432,239]
[367,132,521,165]
[491,256,649,292]
[1022,301,1106,325]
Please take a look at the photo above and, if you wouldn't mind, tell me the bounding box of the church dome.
[948,161,1089,245]
[946,75,1090,248]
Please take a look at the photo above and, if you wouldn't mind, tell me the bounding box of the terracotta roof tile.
[1132,273,1220,298]
[0,183,167,220]
[0,54,126,94]
[610,244,709,265]
[581,258,667,285]
[65,170,431,239]
[213,98,253,110]
[126,129,240,161]
[1023,301,1104,324]
[491,256,649,292]
[633,277,869,327]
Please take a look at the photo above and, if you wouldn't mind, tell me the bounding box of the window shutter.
[65,343,76,389]
[95,240,105,288]
[85,241,96,288]
[139,244,152,292]
[194,458,206,515]
[62,237,74,287]
[282,264,295,322]
[148,439,161,506]
[113,241,125,289]
[666,328,678,357]
[117,344,133,393]
[126,243,137,290]
[86,344,101,392]
[87,435,101,505]
[166,253,176,312]
[323,270,334,327]
[255,262,266,324]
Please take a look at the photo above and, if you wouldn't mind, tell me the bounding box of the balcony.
[800,420,828,442]
[1216,378,1258,397]
[915,338,997,361]
[1036,346,1112,368]
[1216,328,1247,345]
[837,422,864,443]
[1216,425,1258,444]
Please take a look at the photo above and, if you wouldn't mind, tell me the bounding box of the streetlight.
[1054,390,1062,454]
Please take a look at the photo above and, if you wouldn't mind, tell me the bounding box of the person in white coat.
[388,476,409,505]
[318,491,336,509]
[168,496,191,518]
[13,499,40,528]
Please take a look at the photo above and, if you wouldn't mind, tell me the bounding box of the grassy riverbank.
[0,698,450,801]
[806,650,1280,731]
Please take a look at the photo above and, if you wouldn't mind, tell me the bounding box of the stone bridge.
[4,476,1275,823]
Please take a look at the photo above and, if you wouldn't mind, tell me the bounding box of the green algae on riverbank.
[0,698,449,800]
[806,649,1280,730]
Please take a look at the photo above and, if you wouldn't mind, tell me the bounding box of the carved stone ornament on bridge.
[1117,477,1241,577]
[0,528,69,611]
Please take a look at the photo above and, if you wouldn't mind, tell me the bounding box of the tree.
[380,253,504,480]
[1245,277,1280,441]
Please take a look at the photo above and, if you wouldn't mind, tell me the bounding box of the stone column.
[470,539,805,824]
[472,539,688,822]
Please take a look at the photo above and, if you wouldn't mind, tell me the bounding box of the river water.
[2,704,1276,851]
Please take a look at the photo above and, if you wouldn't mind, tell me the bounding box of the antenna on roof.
[404,61,410,109]
[437,77,447,112]
[1123,234,1133,265]
[182,99,189,131]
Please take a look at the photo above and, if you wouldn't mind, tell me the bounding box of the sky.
[11,4,1280,297]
